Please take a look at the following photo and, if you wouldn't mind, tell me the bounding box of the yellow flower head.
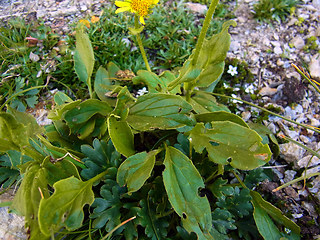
[115,0,159,25]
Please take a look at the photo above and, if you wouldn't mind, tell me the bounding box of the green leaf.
[113,86,136,120]
[10,161,49,234]
[38,176,96,236]
[94,62,121,102]
[216,187,252,218]
[117,150,160,194]
[195,111,249,128]
[108,115,135,157]
[0,110,42,153]
[248,122,280,158]
[94,66,112,101]
[189,91,230,113]
[170,20,236,89]
[0,151,31,188]
[132,70,180,94]
[74,28,94,85]
[163,146,212,237]
[138,199,169,240]
[129,26,144,35]
[189,122,271,170]
[252,206,282,240]
[209,178,233,199]
[127,93,195,131]
[212,208,237,234]
[250,191,300,235]
[64,99,112,127]
[90,181,125,232]
[81,139,121,180]
[54,91,73,106]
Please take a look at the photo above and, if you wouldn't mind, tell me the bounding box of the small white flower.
[231,94,241,103]
[245,84,255,94]
[227,65,238,76]
[137,87,148,96]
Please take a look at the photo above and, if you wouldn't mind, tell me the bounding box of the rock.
[297,155,320,168]
[185,3,207,15]
[280,142,306,163]
[29,52,40,62]
[310,118,320,127]
[313,0,320,10]
[241,111,251,122]
[274,46,283,55]
[259,86,278,96]
[284,170,297,182]
[290,36,305,50]
[309,54,320,78]
[229,40,241,52]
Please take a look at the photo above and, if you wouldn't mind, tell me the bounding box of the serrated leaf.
[189,91,230,113]
[38,176,96,236]
[81,139,121,180]
[189,122,271,170]
[113,86,136,120]
[163,146,212,236]
[250,191,300,236]
[90,182,125,232]
[216,187,252,218]
[127,93,195,131]
[209,178,233,199]
[108,115,135,157]
[212,208,236,234]
[138,199,169,240]
[117,150,160,194]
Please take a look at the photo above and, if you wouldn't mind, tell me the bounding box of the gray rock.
[185,2,207,15]
[313,0,320,9]
[290,36,305,50]
[284,170,297,182]
[309,54,320,78]
[280,142,306,163]
[297,155,320,168]
[0,207,27,240]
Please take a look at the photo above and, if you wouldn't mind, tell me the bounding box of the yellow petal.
[115,1,131,7]
[115,6,131,13]
[91,15,100,23]
[139,16,145,25]
[152,0,159,4]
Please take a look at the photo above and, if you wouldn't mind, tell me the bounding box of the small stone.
[267,122,278,134]
[309,54,320,78]
[280,142,306,163]
[29,52,40,62]
[290,36,305,50]
[274,46,283,55]
[297,155,320,168]
[311,118,320,127]
[299,135,310,143]
[241,111,251,122]
[284,170,297,182]
[185,3,207,15]
[229,40,241,52]
[313,0,320,10]
[277,59,284,66]
[259,86,278,96]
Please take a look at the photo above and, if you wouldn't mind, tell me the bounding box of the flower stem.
[192,0,219,66]
[135,16,151,72]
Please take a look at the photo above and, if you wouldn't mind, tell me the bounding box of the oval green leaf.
[189,122,271,170]
[163,146,212,235]
[117,150,160,194]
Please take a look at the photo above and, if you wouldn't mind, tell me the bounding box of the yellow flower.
[79,19,90,28]
[115,0,159,25]
[91,15,100,23]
